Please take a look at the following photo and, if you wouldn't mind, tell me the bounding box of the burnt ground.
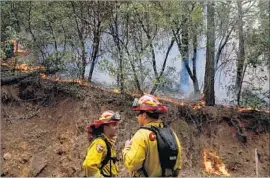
[1,77,269,177]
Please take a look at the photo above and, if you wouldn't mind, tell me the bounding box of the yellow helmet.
[132,94,168,114]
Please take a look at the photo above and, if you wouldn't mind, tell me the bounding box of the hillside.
[1,73,270,177]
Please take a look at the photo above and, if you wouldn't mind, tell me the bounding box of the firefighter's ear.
[141,112,148,119]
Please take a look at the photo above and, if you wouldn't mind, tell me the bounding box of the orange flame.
[200,100,206,106]
[113,89,120,94]
[40,73,47,79]
[192,96,205,110]
[203,148,230,176]
[15,64,44,71]
[237,107,253,112]
[0,60,44,72]
[193,105,201,110]
[237,107,270,113]
[1,61,45,72]
[4,62,269,114]
[38,71,123,94]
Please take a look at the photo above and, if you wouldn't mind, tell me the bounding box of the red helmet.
[132,94,168,114]
[86,110,121,141]
[92,110,121,128]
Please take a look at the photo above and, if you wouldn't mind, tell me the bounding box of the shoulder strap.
[140,125,156,132]
[139,124,173,177]
[140,123,166,132]
[99,136,111,170]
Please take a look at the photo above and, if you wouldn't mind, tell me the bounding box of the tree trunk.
[81,46,86,80]
[236,0,245,105]
[150,38,175,94]
[111,10,124,93]
[203,2,215,106]
[215,27,234,71]
[191,32,200,96]
[180,18,189,93]
[192,43,200,96]
[119,51,124,93]
[173,14,200,96]
[28,2,46,62]
[12,2,21,34]
[88,26,101,83]
[174,32,200,95]
[150,81,159,95]
[237,65,247,106]
[71,2,87,80]
[192,76,200,96]
[130,59,143,95]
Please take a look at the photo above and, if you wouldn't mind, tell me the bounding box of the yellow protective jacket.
[122,120,182,177]
[83,135,119,177]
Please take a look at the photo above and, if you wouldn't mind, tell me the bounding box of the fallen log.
[1,67,59,85]
[1,71,38,85]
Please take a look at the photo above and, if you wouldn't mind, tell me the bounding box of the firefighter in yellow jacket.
[83,110,121,177]
[122,94,182,177]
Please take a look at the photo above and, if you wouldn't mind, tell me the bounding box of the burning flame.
[39,73,119,93]
[15,64,45,71]
[1,60,44,71]
[203,148,230,176]
[192,97,206,110]
[113,89,120,94]
[237,107,254,112]
[2,62,269,114]
[236,106,269,113]
[40,73,47,79]
[193,105,201,110]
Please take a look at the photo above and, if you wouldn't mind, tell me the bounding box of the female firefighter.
[83,110,121,177]
[122,94,182,177]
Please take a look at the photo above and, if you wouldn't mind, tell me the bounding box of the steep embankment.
[1,78,269,177]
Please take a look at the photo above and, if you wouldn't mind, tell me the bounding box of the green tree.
[159,0,202,96]
[204,1,215,106]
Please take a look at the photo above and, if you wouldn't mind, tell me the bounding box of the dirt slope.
[1,79,269,177]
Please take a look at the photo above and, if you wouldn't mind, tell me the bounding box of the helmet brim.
[131,105,168,114]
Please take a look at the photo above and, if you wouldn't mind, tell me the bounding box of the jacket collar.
[144,120,163,127]
[103,134,116,148]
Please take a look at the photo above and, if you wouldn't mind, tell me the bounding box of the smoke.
[82,32,269,107]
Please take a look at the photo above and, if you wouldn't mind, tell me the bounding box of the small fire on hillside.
[203,148,230,176]
[3,62,269,114]
[40,73,109,92]
[1,60,44,71]
[15,63,45,71]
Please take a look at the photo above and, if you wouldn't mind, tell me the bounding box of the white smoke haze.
[84,2,269,107]
[85,33,269,107]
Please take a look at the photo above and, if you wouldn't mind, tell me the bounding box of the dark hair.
[146,112,159,119]
[93,126,104,138]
